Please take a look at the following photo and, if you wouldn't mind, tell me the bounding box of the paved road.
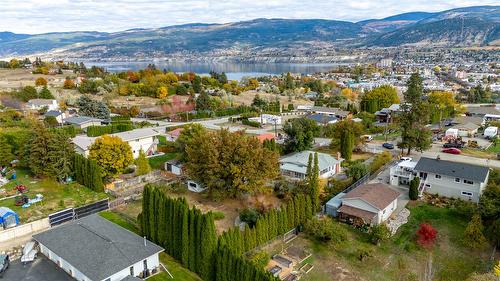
[2,256,73,281]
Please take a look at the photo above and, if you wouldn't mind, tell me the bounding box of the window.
[130,266,134,276]
[425,184,431,188]
[461,191,473,197]
[463,179,474,185]
[455,178,460,183]
[143,259,148,271]
[435,174,441,179]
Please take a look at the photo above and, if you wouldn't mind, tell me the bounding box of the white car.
[400,157,412,162]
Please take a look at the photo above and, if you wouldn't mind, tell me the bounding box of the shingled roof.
[343,183,400,210]
[33,215,163,281]
[414,157,489,182]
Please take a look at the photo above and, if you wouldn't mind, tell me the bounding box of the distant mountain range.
[0,6,498,61]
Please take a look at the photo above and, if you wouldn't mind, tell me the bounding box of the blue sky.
[0,0,497,34]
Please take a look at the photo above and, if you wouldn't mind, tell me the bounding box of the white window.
[463,179,474,185]
[461,191,473,197]
[425,184,431,188]
[435,174,441,179]
[455,178,460,183]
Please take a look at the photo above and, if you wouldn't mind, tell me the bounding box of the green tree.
[330,119,363,161]
[0,136,14,166]
[175,124,206,161]
[409,177,420,200]
[305,217,347,243]
[47,131,74,182]
[135,149,151,175]
[346,162,368,181]
[196,91,212,111]
[192,75,202,93]
[463,213,487,249]
[76,95,110,119]
[26,124,53,177]
[44,116,59,128]
[39,86,54,99]
[399,73,431,155]
[283,117,320,152]
[89,135,133,178]
[369,224,391,245]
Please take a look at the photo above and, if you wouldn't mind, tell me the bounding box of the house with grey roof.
[414,157,490,203]
[310,106,350,120]
[44,110,68,124]
[65,116,104,130]
[279,151,343,180]
[33,214,163,281]
[27,99,58,111]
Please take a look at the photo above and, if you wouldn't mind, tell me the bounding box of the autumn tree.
[35,77,48,87]
[360,85,399,113]
[63,78,75,89]
[175,124,206,161]
[135,149,151,175]
[156,86,168,99]
[89,135,133,178]
[428,91,461,127]
[416,223,437,249]
[185,129,279,198]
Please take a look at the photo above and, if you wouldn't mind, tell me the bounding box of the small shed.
[445,128,459,138]
[0,207,19,229]
[187,180,205,193]
[325,192,346,217]
[165,160,183,176]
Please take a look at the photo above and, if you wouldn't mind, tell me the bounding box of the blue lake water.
[85,61,347,80]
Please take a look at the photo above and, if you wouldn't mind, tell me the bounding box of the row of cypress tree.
[86,123,133,137]
[141,185,315,281]
[141,185,217,281]
[72,153,104,192]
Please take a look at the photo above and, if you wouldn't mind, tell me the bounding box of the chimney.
[144,236,147,247]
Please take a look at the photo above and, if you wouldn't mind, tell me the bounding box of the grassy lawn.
[487,140,500,154]
[299,203,493,281]
[461,148,496,159]
[148,152,178,170]
[373,131,401,141]
[0,168,107,223]
[99,209,202,281]
[158,135,167,145]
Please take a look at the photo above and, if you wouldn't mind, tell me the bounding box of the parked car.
[0,254,9,277]
[443,142,464,149]
[400,157,412,162]
[442,148,461,154]
[382,143,394,149]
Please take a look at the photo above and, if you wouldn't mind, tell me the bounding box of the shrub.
[416,223,437,249]
[369,151,392,174]
[249,251,270,269]
[242,118,261,127]
[463,213,487,249]
[212,211,225,221]
[369,224,391,245]
[239,208,260,228]
[305,217,347,243]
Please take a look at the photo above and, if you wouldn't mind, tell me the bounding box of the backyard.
[303,202,494,281]
[0,168,107,223]
[148,152,177,170]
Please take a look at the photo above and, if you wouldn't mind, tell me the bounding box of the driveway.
[2,256,74,281]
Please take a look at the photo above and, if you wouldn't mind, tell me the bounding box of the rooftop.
[33,215,163,281]
[414,157,490,182]
[343,183,400,210]
[65,116,103,125]
[280,151,342,175]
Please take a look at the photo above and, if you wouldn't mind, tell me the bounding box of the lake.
[85,61,347,80]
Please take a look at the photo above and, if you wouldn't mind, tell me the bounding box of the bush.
[369,224,391,245]
[346,162,368,181]
[369,151,392,174]
[305,217,347,243]
[239,208,260,228]
[242,118,261,128]
[212,211,225,221]
[249,251,270,269]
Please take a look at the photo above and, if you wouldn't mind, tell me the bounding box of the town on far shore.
[0,51,499,281]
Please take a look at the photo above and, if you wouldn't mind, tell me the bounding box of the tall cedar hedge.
[141,184,315,281]
[72,153,104,192]
[86,123,133,137]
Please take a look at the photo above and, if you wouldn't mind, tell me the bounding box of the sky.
[0,0,498,34]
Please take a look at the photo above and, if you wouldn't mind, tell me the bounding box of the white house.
[73,127,161,159]
[389,160,418,186]
[413,157,490,203]
[44,110,68,124]
[33,215,163,281]
[279,151,343,180]
[338,183,400,226]
[248,114,282,125]
[27,99,58,111]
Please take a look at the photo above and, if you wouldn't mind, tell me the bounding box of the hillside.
[0,5,498,60]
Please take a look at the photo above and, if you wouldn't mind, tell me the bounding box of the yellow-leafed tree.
[89,135,133,178]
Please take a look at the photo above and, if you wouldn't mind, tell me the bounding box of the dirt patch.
[232,90,312,107]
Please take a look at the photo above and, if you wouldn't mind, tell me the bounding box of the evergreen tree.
[0,136,14,166]
[463,213,487,249]
[135,149,151,175]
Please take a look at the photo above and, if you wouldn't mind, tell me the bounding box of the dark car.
[382,143,394,149]
[0,254,9,277]
[443,142,464,149]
